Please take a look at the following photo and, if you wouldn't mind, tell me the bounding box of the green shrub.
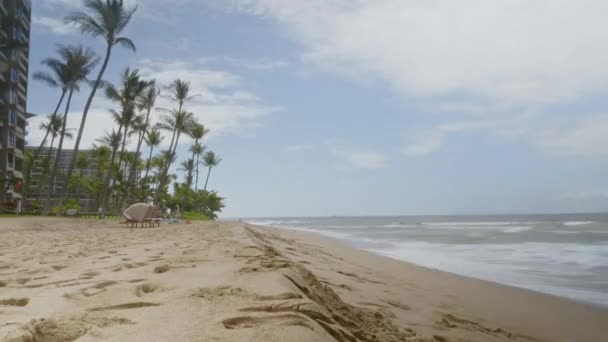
[182,211,210,221]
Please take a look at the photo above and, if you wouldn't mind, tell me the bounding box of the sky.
[28,0,608,218]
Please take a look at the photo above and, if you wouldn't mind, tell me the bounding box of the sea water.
[245,213,608,307]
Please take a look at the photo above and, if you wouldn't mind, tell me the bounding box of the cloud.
[532,114,608,158]
[28,59,280,151]
[221,57,289,71]
[403,120,498,157]
[330,145,387,170]
[228,0,608,108]
[137,59,281,139]
[285,144,313,152]
[32,15,78,35]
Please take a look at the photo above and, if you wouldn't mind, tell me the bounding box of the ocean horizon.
[243,212,608,307]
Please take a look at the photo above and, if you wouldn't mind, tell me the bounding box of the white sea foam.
[562,221,594,226]
[245,219,309,226]
[502,226,532,233]
[562,221,593,226]
[422,221,513,227]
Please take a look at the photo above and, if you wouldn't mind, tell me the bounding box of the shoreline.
[254,223,608,310]
[0,218,606,341]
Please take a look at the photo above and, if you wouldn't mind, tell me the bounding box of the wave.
[245,219,309,226]
[562,221,594,226]
[502,226,532,233]
[422,221,514,227]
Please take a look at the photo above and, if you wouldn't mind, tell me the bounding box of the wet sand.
[0,218,606,341]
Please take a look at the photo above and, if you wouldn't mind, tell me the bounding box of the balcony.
[19,54,27,73]
[19,11,30,29]
[22,0,31,12]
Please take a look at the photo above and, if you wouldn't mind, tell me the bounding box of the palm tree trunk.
[100,147,119,219]
[44,90,74,214]
[39,136,57,202]
[132,107,151,180]
[24,90,67,197]
[56,45,113,216]
[143,145,154,185]
[195,152,200,192]
[204,166,212,192]
[154,127,177,203]
[117,125,129,175]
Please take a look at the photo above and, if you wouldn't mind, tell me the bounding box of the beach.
[0,218,607,341]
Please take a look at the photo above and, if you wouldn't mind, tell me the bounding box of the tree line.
[24,0,224,219]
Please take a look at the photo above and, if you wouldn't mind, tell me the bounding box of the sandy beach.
[0,218,607,341]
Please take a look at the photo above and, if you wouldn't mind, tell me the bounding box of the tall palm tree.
[98,129,122,218]
[43,45,99,213]
[39,116,73,201]
[155,109,194,200]
[179,159,195,190]
[28,51,74,190]
[134,85,158,169]
[105,68,153,174]
[143,128,163,182]
[190,142,206,192]
[187,122,208,191]
[58,0,137,215]
[202,151,221,192]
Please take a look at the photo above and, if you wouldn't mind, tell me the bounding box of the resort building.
[0,0,31,204]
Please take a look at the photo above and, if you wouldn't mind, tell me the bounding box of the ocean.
[245,213,608,307]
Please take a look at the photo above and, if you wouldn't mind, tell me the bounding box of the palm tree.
[179,159,195,190]
[134,85,158,171]
[105,68,153,173]
[58,0,137,215]
[155,109,194,200]
[202,151,221,192]
[39,116,73,202]
[143,128,163,182]
[28,50,74,189]
[187,122,208,191]
[190,142,206,192]
[98,129,122,218]
[43,45,99,213]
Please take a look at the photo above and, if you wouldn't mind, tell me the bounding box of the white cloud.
[32,15,78,35]
[221,57,289,71]
[403,120,498,157]
[228,0,608,108]
[285,144,312,152]
[330,145,387,170]
[138,59,281,140]
[28,59,280,151]
[532,114,608,158]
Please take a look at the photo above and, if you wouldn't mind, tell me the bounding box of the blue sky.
[29,0,608,217]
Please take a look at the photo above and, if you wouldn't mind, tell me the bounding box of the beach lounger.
[143,206,162,227]
[122,203,153,228]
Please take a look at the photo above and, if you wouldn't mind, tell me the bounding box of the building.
[25,147,99,211]
[25,146,140,212]
[0,0,31,204]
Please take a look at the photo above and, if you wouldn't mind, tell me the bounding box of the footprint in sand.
[52,265,68,271]
[222,314,312,330]
[135,283,160,297]
[16,277,30,285]
[153,265,170,274]
[0,280,6,287]
[0,297,29,306]
[81,271,100,278]
[87,302,161,312]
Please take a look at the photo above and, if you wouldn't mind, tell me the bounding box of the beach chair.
[122,203,153,228]
[143,206,162,227]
